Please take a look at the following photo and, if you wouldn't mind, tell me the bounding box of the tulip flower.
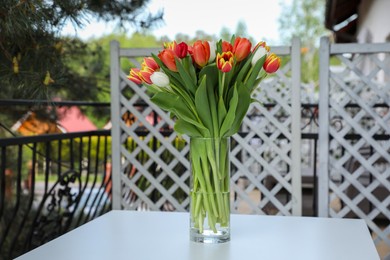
[142,57,159,71]
[232,37,251,62]
[165,41,189,59]
[158,49,178,72]
[175,42,189,59]
[251,41,270,66]
[263,53,281,73]
[164,41,176,50]
[217,52,234,73]
[139,67,154,84]
[191,40,210,67]
[222,41,233,53]
[151,71,170,87]
[208,41,216,63]
[128,68,142,84]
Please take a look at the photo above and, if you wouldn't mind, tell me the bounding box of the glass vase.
[189,137,230,243]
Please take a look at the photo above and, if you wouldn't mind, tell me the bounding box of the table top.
[16,210,379,260]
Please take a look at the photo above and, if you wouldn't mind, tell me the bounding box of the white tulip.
[208,41,216,63]
[150,71,170,88]
[251,46,268,66]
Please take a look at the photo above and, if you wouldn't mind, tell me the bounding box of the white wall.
[357,0,390,43]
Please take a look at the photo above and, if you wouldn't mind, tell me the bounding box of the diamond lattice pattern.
[327,51,390,247]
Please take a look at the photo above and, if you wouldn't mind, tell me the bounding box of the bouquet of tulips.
[128,36,280,238]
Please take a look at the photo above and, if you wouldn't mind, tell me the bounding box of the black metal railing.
[0,130,112,259]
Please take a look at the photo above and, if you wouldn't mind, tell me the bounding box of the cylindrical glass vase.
[189,137,230,243]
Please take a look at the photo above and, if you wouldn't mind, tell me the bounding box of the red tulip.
[175,42,188,58]
[128,68,142,84]
[222,41,233,53]
[191,40,210,67]
[232,37,251,62]
[158,49,177,72]
[217,52,234,73]
[263,53,281,73]
[165,41,188,59]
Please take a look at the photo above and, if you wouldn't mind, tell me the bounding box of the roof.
[325,0,361,42]
[11,111,62,135]
[12,106,97,135]
[57,106,97,133]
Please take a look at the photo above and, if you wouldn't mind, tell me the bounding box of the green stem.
[169,83,203,124]
[190,138,230,234]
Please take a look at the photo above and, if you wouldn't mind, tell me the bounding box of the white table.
[16,210,379,260]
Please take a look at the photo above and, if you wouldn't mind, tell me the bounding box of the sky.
[62,0,291,44]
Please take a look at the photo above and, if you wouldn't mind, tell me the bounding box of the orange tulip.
[222,41,233,53]
[191,40,210,67]
[217,52,234,73]
[263,53,281,73]
[158,49,177,72]
[128,68,142,84]
[232,37,251,62]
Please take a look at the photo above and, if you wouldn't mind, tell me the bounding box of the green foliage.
[0,0,162,100]
[278,0,331,86]
[278,0,329,48]
[0,0,162,134]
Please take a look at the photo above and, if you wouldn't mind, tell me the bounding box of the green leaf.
[195,77,213,131]
[219,85,238,137]
[172,98,209,135]
[205,75,219,137]
[245,55,266,90]
[182,56,197,86]
[225,83,251,136]
[176,57,197,95]
[234,52,255,83]
[217,96,227,128]
[174,119,203,137]
[199,64,218,86]
[150,92,178,112]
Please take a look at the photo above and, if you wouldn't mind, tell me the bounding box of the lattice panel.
[110,41,301,216]
[319,38,390,252]
[232,60,297,215]
[119,72,190,212]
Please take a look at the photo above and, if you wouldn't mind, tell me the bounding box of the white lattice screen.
[110,38,302,216]
[318,37,390,252]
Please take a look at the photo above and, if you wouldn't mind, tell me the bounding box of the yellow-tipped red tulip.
[142,57,159,71]
[191,40,210,67]
[128,68,142,85]
[158,49,178,72]
[232,37,251,62]
[253,41,270,53]
[217,52,234,73]
[139,67,154,84]
[263,53,281,73]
